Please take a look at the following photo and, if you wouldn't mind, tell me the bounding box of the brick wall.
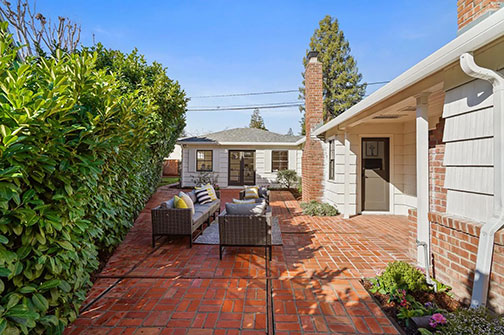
[458,0,503,31]
[408,211,504,313]
[302,54,324,202]
[429,119,447,213]
[407,117,504,312]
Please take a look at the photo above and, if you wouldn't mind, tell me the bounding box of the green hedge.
[0,22,186,334]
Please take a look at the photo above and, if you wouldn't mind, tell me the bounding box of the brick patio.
[64,188,413,335]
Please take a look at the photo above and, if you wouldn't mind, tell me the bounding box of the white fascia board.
[177,141,301,147]
[295,137,306,145]
[313,7,504,136]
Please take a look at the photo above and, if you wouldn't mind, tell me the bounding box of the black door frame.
[228,150,256,186]
[361,137,390,212]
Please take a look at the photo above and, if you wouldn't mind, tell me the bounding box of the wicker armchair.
[151,191,220,248]
[218,207,272,260]
[239,187,270,204]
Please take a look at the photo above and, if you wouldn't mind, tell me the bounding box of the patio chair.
[218,205,272,260]
[239,186,270,204]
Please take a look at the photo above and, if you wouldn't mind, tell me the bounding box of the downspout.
[459,52,504,308]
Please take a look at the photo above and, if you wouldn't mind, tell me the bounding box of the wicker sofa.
[218,205,272,260]
[151,190,220,247]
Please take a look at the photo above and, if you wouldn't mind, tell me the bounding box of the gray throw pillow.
[226,202,266,216]
[160,198,174,209]
[188,190,197,204]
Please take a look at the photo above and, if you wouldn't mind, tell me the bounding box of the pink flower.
[429,313,447,328]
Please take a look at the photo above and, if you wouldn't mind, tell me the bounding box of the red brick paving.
[65,188,410,334]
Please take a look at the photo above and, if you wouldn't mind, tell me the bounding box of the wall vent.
[373,114,404,119]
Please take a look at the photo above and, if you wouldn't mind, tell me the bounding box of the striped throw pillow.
[194,188,212,204]
[196,183,217,201]
[244,186,259,199]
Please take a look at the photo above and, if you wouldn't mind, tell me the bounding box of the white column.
[416,94,430,267]
[344,131,351,219]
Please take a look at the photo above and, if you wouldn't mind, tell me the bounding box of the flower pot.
[411,316,432,329]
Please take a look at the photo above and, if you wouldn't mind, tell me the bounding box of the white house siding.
[321,122,417,216]
[442,77,496,223]
[181,145,302,188]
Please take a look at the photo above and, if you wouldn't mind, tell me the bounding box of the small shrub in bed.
[300,201,339,216]
[276,169,298,189]
[434,307,504,335]
[373,261,429,294]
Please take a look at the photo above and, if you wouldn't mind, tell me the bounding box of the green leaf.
[38,279,60,291]
[0,318,6,333]
[0,235,7,244]
[0,267,11,277]
[32,294,48,312]
[57,241,74,251]
[5,305,39,320]
[0,279,4,294]
[6,294,21,310]
[18,285,37,294]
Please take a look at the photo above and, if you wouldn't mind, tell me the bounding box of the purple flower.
[429,313,447,328]
[425,302,434,309]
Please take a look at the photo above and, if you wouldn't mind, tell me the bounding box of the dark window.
[272,151,288,171]
[329,140,335,180]
[196,150,213,171]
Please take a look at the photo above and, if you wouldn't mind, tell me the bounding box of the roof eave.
[313,7,504,136]
[177,141,302,146]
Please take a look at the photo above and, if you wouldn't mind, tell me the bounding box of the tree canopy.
[249,108,267,130]
[299,15,366,134]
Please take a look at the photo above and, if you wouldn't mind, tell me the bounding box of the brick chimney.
[302,51,324,202]
[458,0,503,32]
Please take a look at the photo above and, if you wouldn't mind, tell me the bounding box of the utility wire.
[189,90,298,99]
[187,103,303,112]
[188,101,302,109]
[188,81,389,99]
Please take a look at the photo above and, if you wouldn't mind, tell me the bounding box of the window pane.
[272,151,289,171]
[196,150,213,171]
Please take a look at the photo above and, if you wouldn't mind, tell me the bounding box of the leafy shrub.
[276,169,298,189]
[192,171,218,188]
[437,307,504,335]
[0,23,186,334]
[300,201,339,216]
[370,261,428,295]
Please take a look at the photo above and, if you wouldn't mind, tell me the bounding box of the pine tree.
[249,109,267,130]
[299,15,366,134]
[286,128,294,136]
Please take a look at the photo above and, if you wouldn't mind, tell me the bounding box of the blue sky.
[38,1,456,135]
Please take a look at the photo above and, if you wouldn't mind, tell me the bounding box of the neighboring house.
[301,2,504,312]
[178,128,303,188]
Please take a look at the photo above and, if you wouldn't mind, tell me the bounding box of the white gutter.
[460,53,504,308]
[313,7,504,136]
[177,141,302,146]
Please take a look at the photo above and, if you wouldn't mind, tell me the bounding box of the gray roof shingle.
[178,128,302,144]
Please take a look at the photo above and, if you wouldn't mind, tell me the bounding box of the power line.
[188,81,389,99]
[189,90,298,99]
[188,101,302,109]
[187,103,303,112]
